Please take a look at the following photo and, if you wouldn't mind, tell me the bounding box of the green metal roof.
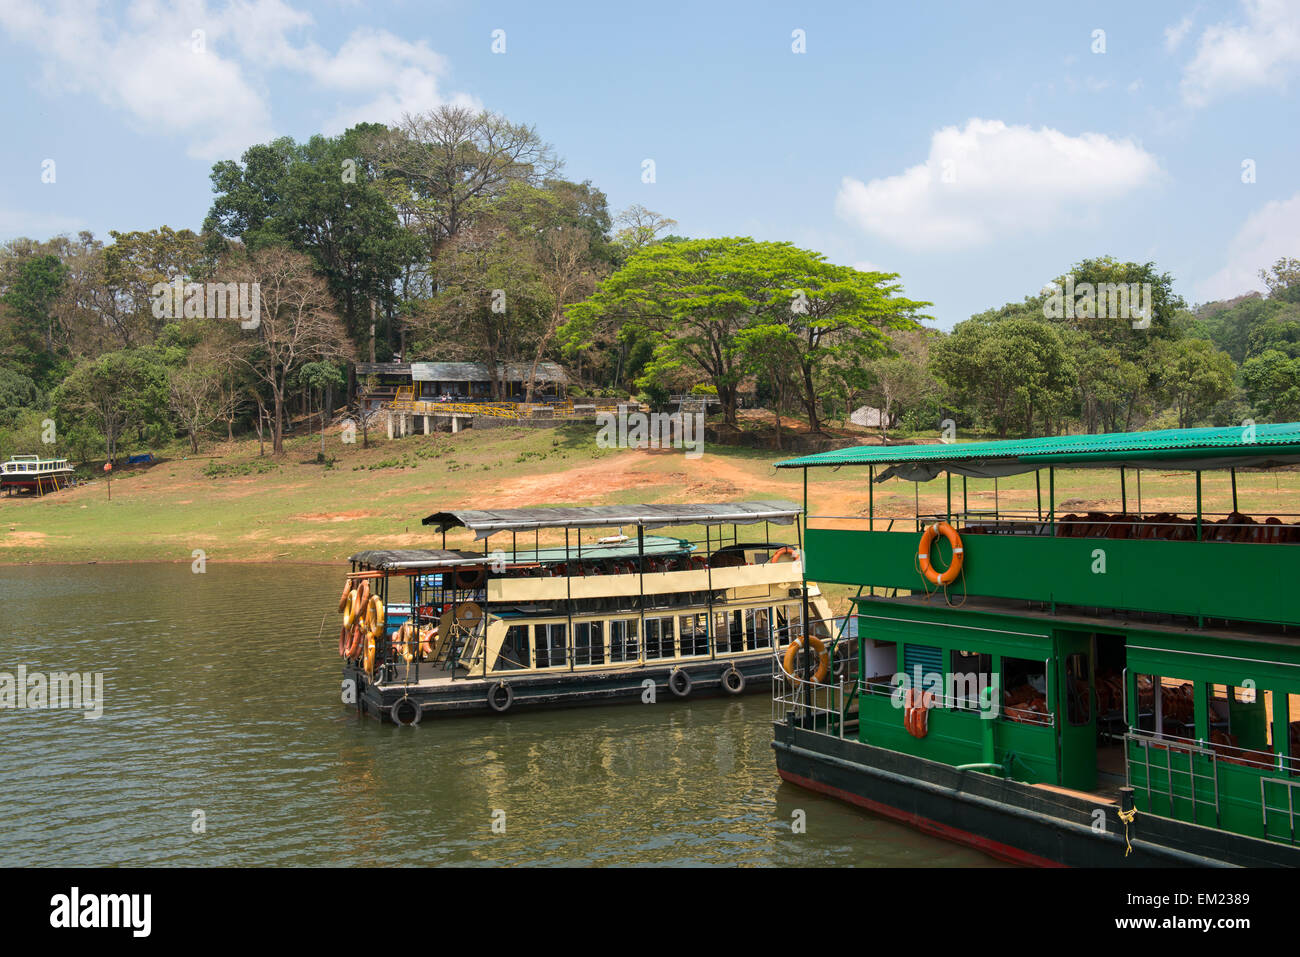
[775,422,1300,478]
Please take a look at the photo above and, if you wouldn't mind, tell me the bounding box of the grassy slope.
[4,421,1294,613]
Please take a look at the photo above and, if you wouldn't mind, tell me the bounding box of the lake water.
[0,564,1002,866]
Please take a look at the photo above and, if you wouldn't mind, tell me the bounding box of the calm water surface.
[1,564,1002,866]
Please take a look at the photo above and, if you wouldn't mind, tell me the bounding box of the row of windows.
[881,644,1051,725]
[1135,675,1300,770]
[493,604,811,671]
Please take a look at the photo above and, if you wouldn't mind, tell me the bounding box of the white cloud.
[0,0,470,160]
[1181,0,1300,106]
[834,118,1161,250]
[1195,191,1300,301]
[1165,15,1195,53]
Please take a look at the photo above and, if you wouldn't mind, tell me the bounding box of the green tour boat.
[772,422,1300,867]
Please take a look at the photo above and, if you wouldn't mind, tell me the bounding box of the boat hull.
[346,654,774,722]
[772,720,1300,868]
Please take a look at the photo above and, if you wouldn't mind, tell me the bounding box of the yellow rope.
[1117,807,1137,856]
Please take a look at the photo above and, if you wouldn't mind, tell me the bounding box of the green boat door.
[1055,631,1097,791]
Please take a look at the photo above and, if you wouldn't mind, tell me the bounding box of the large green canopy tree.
[204,125,418,348]
[564,238,927,428]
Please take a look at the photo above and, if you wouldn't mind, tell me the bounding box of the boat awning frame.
[774,423,1300,482]
[421,501,802,539]
[348,549,486,570]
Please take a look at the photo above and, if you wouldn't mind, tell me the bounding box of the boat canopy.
[422,501,801,539]
[348,548,485,569]
[774,423,1300,482]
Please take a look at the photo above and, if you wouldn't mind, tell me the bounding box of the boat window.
[574,621,605,666]
[495,624,530,670]
[1002,657,1049,725]
[1064,652,1091,725]
[1206,683,1274,768]
[1136,676,1195,738]
[534,623,567,669]
[949,650,992,711]
[610,619,639,662]
[644,617,675,659]
[678,614,709,657]
[715,610,744,654]
[746,607,773,650]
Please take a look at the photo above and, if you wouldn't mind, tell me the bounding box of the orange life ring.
[345,622,364,658]
[363,632,376,675]
[918,522,963,586]
[338,624,349,657]
[769,546,797,563]
[419,624,438,657]
[782,634,830,685]
[337,577,354,613]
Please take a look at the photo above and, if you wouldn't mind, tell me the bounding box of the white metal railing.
[1125,729,1221,826]
[772,646,854,739]
[1261,776,1300,844]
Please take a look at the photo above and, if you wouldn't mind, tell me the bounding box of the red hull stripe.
[778,768,1067,868]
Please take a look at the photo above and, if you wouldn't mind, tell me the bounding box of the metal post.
[1120,467,1127,514]
[1035,470,1042,521]
[1196,472,1203,541]
[565,526,574,671]
[1231,468,1238,514]
[1049,468,1055,537]
[945,472,951,525]
[994,477,999,522]
[705,523,715,659]
[637,525,646,664]
[1137,469,1142,516]
[868,466,874,532]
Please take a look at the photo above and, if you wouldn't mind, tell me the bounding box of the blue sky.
[2,0,1298,328]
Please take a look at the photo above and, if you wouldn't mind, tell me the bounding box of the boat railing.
[1261,777,1300,845]
[1124,729,1222,827]
[772,645,854,740]
[810,509,1300,544]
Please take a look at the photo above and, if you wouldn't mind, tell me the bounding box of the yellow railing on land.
[371,392,637,420]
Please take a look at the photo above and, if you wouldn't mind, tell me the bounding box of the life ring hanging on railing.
[917,522,963,586]
[782,634,830,686]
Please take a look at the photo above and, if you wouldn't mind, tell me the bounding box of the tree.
[754,247,929,432]
[860,330,941,442]
[1241,349,1300,422]
[53,349,168,461]
[612,204,678,257]
[566,238,927,429]
[231,246,354,454]
[932,317,1075,437]
[1,253,69,384]
[167,360,224,453]
[736,323,800,448]
[0,365,41,427]
[205,126,419,346]
[1153,338,1237,428]
[368,106,562,254]
[1260,257,1300,304]
[299,361,346,457]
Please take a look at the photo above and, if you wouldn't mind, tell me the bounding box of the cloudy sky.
[1,0,1297,327]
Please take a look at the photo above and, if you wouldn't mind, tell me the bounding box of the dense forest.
[1,105,1298,462]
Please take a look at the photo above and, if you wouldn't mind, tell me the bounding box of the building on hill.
[354,360,570,411]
